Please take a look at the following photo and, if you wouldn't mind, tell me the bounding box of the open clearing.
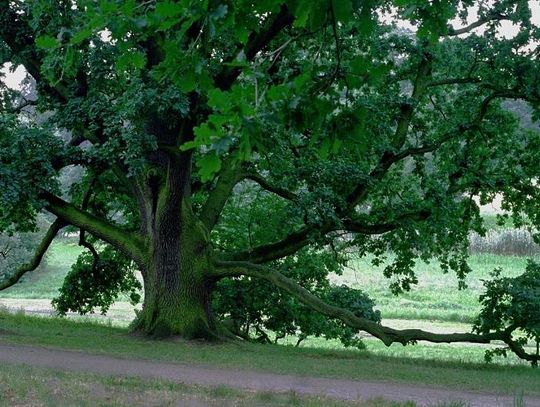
[1,311,539,406]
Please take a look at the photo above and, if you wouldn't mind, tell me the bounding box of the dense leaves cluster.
[215,248,380,348]
[474,261,540,365]
[0,113,62,233]
[52,245,141,315]
[0,216,50,280]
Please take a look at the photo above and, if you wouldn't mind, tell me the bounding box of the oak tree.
[1,0,539,363]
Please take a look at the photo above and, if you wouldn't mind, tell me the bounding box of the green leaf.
[99,0,118,13]
[70,28,92,45]
[155,2,184,18]
[208,89,230,111]
[182,122,217,151]
[35,36,58,50]
[179,140,202,151]
[332,0,353,22]
[116,51,146,71]
[293,1,312,28]
[198,152,222,181]
[177,72,197,92]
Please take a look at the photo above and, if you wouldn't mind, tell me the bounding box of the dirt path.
[0,344,537,406]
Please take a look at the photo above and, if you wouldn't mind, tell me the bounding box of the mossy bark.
[133,196,216,339]
[134,264,215,339]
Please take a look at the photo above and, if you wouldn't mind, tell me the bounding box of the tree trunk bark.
[133,180,216,339]
[132,214,216,339]
[133,259,216,339]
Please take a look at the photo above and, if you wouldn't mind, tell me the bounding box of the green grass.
[0,310,538,397]
[340,253,538,323]
[0,363,398,407]
[481,214,513,231]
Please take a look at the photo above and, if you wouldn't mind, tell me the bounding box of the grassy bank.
[0,311,538,397]
[0,241,82,300]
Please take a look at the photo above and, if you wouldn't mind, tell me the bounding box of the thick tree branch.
[213,261,539,364]
[40,191,147,266]
[344,88,527,214]
[79,229,100,271]
[224,225,327,264]
[200,157,243,230]
[225,86,525,265]
[227,207,432,264]
[8,98,37,114]
[77,177,100,270]
[211,261,506,346]
[428,77,481,87]
[200,163,298,232]
[0,218,66,291]
[214,5,294,90]
[0,3,68,101]
[343,210,431,234]
[346,51,433,212]
[392,50,433,149]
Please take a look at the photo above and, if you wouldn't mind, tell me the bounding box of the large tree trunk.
[132,203,216,338]
[131,140,217,339]
[134,260,215,339]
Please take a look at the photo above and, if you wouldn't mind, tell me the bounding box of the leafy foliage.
[474,261,540,365]
[0,114,62,233]
[214,252,380,348]
[0,216,51,281]
[52,245,141,315]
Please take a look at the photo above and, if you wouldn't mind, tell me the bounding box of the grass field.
[1,240,539,358]
[2,239,536,326]
[341,253,537,323]
[0,241,527,323]
[0,240,82,299]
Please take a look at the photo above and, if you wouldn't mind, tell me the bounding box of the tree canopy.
[1,0,539,364]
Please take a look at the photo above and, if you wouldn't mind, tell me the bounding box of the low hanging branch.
[0,218,66,291]
[212,260,540,365]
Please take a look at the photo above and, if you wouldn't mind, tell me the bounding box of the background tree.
[1,0,539,363]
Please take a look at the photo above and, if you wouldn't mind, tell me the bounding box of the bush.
[474,260,540,365]
[214,278,380,349]
[52,244,141,315]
